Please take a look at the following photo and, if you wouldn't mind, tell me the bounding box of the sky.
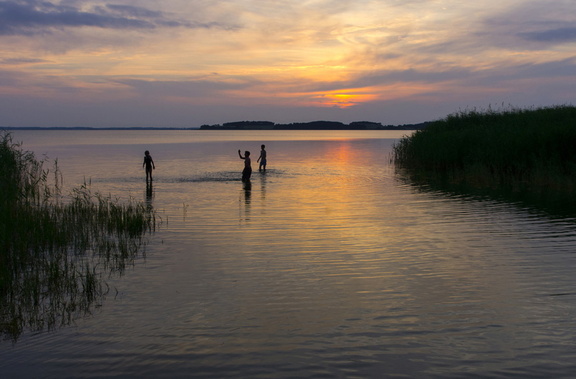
[0,0,575,128]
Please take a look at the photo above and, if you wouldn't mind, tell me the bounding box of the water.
[3,130,576,378]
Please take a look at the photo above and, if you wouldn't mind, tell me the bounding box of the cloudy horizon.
[1,0,575,127]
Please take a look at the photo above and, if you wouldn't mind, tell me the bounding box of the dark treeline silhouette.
[200,120,429,130]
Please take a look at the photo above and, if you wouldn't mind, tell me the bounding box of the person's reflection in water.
[145,181,154,210]
[259,170,266,203]
[244,180,252,201]
[240,180,251,223]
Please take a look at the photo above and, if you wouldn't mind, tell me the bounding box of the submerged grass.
[0,132,158,342]
[393,105,576,202]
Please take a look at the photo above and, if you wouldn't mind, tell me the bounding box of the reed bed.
[0,132,158,342]
[393,105,576,194]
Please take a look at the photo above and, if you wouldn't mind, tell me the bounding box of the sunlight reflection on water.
[3,130,576,378]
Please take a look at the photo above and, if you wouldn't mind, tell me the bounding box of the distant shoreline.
[1,121,429,131]
[202,120,429,130]
[1,126,200,131]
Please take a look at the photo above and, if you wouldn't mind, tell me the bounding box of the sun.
[316,91,379,108]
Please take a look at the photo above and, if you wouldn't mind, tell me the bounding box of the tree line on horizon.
[200,120,429,130]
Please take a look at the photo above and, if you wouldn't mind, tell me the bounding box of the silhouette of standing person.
[143,150,155,182]
[257,144,267,172]
[238,150,252,181]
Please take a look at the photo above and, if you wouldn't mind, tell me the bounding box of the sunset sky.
[1,0,575,127]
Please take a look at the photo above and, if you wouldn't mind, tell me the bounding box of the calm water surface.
[3,130,576,378]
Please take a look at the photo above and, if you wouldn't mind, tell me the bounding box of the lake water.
[2,130,576,378]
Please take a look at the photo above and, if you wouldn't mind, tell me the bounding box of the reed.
[0,132,158,342]
[393,105,576,194]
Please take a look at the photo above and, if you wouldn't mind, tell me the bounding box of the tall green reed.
[0,132,159,342]
[393,105,576,193]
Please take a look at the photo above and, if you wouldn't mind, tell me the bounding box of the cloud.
[114,76,260,99]
[519,27,576,43]
[477,2,576,49]
[0,0,233,36]
[1,0,574,128]
[102,4,163,19]
[509,58,576,79]
[0,57,50,64]
[0,69,24,85]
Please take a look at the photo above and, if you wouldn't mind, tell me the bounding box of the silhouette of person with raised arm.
[238,150,252,182]
[143,150,155,182]
[257,144,267,172]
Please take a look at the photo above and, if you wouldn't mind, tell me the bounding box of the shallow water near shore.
[3,129,576,378]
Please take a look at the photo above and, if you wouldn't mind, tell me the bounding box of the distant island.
[200,120,429,130]
[1,120,429,131]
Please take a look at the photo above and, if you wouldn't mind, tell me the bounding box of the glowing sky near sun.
[1,0,575,127]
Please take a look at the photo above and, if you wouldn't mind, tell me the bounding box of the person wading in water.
[257,144,267,172]
[238,150,252,182]
[143,150,155,182]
